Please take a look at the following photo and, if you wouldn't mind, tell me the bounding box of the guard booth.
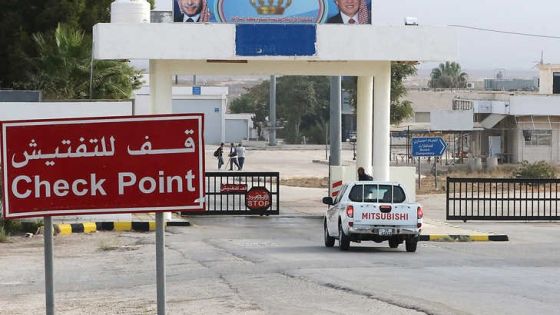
[95,0,457,212]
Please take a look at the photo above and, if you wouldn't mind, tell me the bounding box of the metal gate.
[447,177,560,221]
[194,172,280,215]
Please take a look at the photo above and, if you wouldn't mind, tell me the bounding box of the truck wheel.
[324,221,335,247]
[405,237,418,252]
[389,238,399,249]
[338,223,350,251]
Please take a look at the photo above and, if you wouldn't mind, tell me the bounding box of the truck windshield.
[348,184,406,203]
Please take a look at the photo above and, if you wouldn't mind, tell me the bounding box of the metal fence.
[193,172,280,215]
[447,177,560,221]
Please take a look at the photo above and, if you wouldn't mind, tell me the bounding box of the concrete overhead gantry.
[94,20,456,181]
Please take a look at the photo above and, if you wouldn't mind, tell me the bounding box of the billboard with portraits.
[173,0,372,24]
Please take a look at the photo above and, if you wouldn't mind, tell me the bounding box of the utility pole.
[269,75,277,146]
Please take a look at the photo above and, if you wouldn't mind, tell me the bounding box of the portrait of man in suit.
[327,0,371,24]
[174,0,211,23]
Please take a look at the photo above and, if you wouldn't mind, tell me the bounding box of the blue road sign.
[412,137,448,157]
[192,86,201,95]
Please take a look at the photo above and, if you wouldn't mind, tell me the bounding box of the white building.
[413,64,560,164]
[134,78,254,144]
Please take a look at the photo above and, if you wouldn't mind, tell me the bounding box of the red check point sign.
[1,114,205,219]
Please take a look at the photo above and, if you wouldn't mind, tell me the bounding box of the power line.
[448,24,560,40]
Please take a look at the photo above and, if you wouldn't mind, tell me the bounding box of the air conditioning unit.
[404,17,418,26]
[466,82,475,89]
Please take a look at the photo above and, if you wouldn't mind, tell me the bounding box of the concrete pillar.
[149,60,173,221]
[356,76,374,174]
[149,60,173,114]
[373,62,391,181]
[329,76,342,166]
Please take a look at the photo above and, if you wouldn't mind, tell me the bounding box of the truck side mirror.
[322,197,334,205]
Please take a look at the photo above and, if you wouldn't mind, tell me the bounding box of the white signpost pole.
[156,212,166,315]
[434,159,438,190]
[44,216,55,315]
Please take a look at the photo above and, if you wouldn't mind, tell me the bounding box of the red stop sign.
[245,187,271,212]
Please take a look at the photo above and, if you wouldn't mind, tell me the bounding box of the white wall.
[538,64,560,94]
[172,98,225,144]
[407,90,512,113]
[134,85,229,144]
[224,119,249,143]
[430,110,473,131]
[390,167,416,203]
[510,95,560,116]
[93,24,456,64]
[0,101,133,120]
[472,100,509,114]
[515,119,560,164]
[133,94,151,115]
[173,86,229,96]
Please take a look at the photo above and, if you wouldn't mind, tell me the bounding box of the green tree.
[390,62,416,125]
[230,76,330,144]
[27,24,142,100]
[277,77,320,143]
[428,61,468,89]
[342,62,417,125]
[298,76,330,144]
[230,82,269,139]
[0,0,154,89]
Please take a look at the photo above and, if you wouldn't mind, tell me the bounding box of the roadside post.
[412,137,448,190]
[1,114,205,315]
[156,212,166,315]
[44,216,54,315]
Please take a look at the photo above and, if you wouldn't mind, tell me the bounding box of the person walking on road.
[214,143,224,170]
[228,142,240,171]
[236,143,246,170]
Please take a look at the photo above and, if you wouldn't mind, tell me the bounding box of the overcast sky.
[157,0,560,70]
[376,0,560,70]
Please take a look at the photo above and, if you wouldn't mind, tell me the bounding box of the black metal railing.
[447,177,560,221]
[194,172,280,215]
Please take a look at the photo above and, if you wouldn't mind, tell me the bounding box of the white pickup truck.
[323,181,423,252]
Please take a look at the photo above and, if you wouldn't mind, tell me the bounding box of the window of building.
[523,130,552,146]
[554,73,560,94]
[415,112,431,123]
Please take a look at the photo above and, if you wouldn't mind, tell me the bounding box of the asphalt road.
[1,216,560,315]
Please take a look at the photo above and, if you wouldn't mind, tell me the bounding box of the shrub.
[0,218,43,235]
[0,226,8,243]
[513,161,557,179]
[0,218,22,235]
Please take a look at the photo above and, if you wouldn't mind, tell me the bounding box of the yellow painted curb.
[83,222,97,234]
[114,221,132,231]
[469,235,490,242]
[57,224,72,235]
[421,234,507,242]
[149,221,156,231]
